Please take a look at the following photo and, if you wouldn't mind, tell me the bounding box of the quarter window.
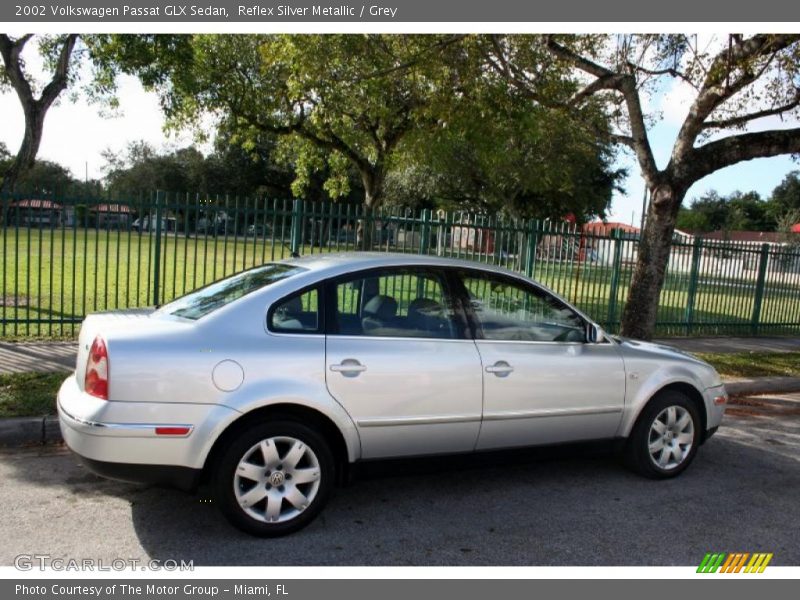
[460,273,586,342]
[331,269,459,339]
[269,288,320,333]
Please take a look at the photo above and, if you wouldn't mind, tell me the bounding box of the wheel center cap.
[269,471,285,486]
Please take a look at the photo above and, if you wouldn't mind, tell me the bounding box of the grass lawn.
[2,226,800,339]
[0,372,64,418]
[697,351,800,379]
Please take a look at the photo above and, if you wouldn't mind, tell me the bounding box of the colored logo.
[697,552,773,573]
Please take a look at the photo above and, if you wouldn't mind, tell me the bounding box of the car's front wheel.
[214,420,335,536]
[624,390,701,479]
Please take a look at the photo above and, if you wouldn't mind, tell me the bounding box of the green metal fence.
[2,192,800,338]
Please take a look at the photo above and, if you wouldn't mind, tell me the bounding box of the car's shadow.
[128,431,800,566]
[3,421,799,566]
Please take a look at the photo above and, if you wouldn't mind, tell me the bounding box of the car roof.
[280,252,522,279]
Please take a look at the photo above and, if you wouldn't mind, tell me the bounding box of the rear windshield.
[158,263,307,320]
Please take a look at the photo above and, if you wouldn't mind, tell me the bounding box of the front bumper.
[702,384,727,437]
[57,374,240,479]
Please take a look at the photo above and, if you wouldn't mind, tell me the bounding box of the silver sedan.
[57,253,727,536]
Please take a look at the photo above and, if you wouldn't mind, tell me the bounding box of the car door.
[453,269,626,450]
[325,267,483,459]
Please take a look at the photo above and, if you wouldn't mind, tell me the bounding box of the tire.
[624,390,701,479]
[213,420,335,537]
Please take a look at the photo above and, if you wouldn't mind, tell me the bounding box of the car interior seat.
[361,295,399,335]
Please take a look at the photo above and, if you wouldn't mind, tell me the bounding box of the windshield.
[158,263,307,320]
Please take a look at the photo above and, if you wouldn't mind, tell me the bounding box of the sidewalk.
[3,336,799,375]
[0,341,77,374]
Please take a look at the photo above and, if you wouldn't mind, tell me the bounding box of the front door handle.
[330,359,367,377]
[485,361,514,377]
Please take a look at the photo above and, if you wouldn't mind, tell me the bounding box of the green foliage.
[2,158,102,198]
[677,190,776,232]
[101,137,298,199]
[388,101,623,220]
[768,171,800,219]
[92,34,620,217]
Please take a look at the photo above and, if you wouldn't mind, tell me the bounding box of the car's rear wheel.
[624,390,701,479]
[213,420,334,536]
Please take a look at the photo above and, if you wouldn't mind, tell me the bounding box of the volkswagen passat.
[58,253,727,536]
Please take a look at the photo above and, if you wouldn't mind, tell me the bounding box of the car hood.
[612,336,703,361]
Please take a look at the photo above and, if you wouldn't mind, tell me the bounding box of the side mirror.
[585,322,605,344]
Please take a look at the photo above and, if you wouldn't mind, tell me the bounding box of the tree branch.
[626,62,698,90]
[545,36,613,79]
[545,36,659,183]
[570,74,625,105]
[609,133,636,149]
[675,34,800,154]
[0,34,35,108]
[689,127,800,182]
[39,34,78,110]
[702,91,800,130]
[484,35,544,103]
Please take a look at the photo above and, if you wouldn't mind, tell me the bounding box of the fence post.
[419,209,431,255]
[606,229,624,330]
[751,243,770,335]
[684,237,703,335]
[152,190,163,306]
[290,198,303,256]
[524,220,539,278]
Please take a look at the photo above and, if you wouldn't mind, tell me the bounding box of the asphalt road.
[1,395,798,567]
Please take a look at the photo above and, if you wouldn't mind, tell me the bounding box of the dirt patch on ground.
[727,396,800,417]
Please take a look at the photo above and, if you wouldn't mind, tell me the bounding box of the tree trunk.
[1,105,44,195]
[358,167,385,250]
[0,34,78,195]
[619,182,685,340]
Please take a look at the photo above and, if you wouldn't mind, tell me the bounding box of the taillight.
[85,336,109,400]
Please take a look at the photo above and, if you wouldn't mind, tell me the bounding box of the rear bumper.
[75,454,202,491]
[57,374,240,472]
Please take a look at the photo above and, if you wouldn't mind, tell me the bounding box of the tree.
[14,159,78,196]
[0,34,79,194]
[677,190,775,232]
[386,100,623,221]
[768,171,800,218]
[91,34,470,210]
[487,34,800,339]
[100,131,300,200]
[727,191,774,232]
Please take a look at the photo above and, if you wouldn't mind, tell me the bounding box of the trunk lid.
[74,309,188,391]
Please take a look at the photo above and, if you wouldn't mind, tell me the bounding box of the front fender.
[617,365,709,438]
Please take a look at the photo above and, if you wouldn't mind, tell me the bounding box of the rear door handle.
[485,361,514,377]
[330,359,367,376]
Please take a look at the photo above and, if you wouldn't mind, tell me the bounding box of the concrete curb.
[724,376,800,397]
[0,415,62,447]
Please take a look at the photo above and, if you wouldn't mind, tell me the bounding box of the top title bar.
[4,0,800,23]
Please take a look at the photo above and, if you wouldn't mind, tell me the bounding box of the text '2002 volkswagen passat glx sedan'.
[58,253,727,536]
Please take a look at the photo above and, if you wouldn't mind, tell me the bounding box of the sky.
[1,38,798,226]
